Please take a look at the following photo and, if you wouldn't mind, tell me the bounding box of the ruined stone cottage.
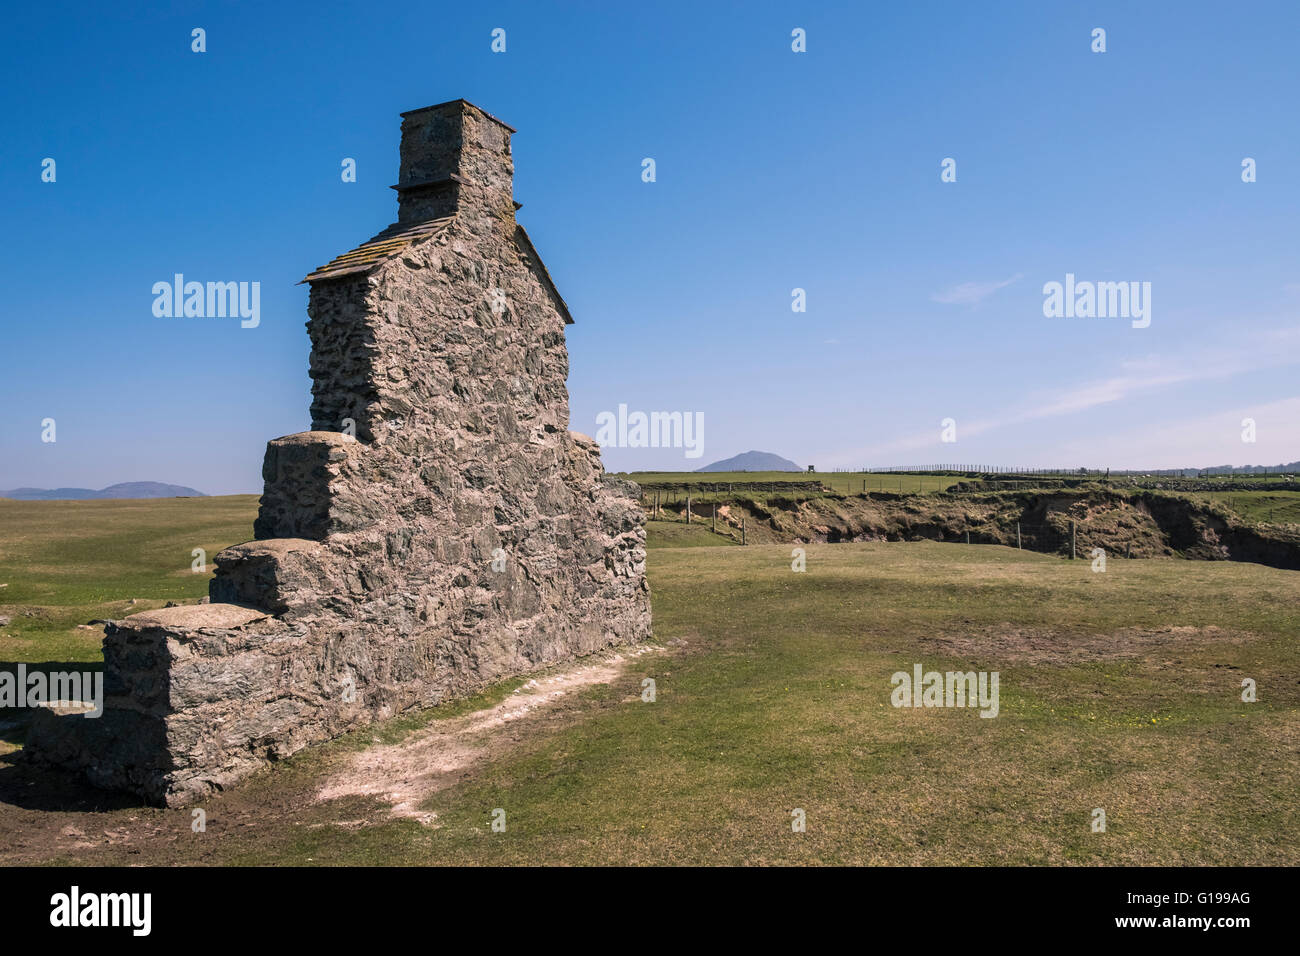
[27,100,652,805]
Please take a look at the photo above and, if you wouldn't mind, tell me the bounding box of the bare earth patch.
[918,624,1250,665]
[316,646,659,824]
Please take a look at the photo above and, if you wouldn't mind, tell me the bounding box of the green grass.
[643,519,738,548]
[0,496,257,662]
[624,471,962,496]
[1186,490,1300,525]
[1171,473,1300,484]
[2,498,1297,865]
[379,543,1297,865]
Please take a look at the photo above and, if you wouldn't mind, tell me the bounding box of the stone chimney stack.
[394,99,517,226]
[26,99,652,808]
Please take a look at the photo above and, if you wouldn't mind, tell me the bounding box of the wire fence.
[851,466,1107,476]
[833,465,1300,480]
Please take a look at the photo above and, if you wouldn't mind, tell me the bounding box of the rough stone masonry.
[26,100,653,805]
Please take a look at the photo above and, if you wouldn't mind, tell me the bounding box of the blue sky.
[2,0,1298,494]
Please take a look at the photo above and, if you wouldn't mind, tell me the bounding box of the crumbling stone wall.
[26,100,652,805]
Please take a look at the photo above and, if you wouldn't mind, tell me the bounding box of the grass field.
[1171,473,1300,484]
[1188,491,1300,526]
[620,471,962,496]
[1,496,1297,865]
[0,496,257,663]
[643,519,738,548]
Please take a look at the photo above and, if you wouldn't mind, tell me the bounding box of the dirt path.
[316,646,659,824]
[0,643,663,864]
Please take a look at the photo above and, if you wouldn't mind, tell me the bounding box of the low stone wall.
[29,598,448,805]
[26,605,282,805]
[27,429,650,806]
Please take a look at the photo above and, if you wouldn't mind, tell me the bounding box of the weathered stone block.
[254,432,363,539]
[210,538,331,614]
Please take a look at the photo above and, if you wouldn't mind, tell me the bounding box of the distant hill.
[0,482,206,501]
[697,451,802,473]
[1196,461,1300,475]
[1110,461,1300,477]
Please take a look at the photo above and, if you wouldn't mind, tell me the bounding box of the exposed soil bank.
[659,489,1300,570]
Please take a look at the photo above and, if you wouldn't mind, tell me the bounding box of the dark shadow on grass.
[0,659,147,811]
[0,748,145,812]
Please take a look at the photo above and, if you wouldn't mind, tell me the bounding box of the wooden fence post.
[965,529,970,545]
[712,503,717,533]
[742,518,747,546]
[1016,522,1021,549]
[1070,520,1076,559]
[686,494,691,524]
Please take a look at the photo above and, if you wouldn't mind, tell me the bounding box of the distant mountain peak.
[0,482,206,501]
[696,451,803,473]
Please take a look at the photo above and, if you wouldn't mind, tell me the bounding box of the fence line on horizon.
[830,466,1300,478]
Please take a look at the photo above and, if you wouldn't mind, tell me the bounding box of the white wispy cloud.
[1042,395,1300,469]
[931,273,1023,306]
[817,322,1300,466]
